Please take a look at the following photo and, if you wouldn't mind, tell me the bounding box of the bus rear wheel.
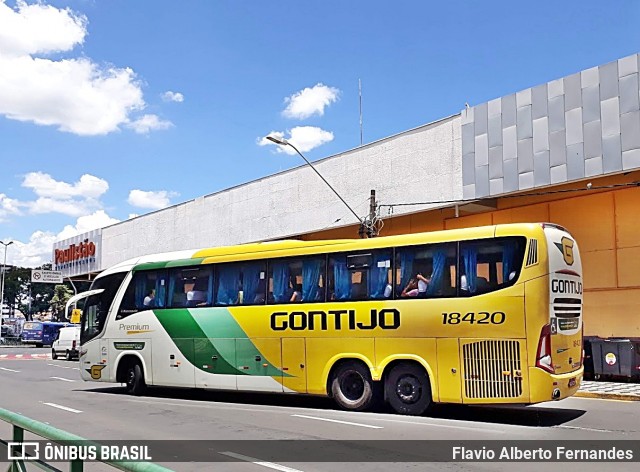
[385,363,431,415]
[331,361,375,411]
[125,362,146,396]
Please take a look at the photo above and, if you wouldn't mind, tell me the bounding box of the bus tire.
[330,361,375,411]
[385,363,431,416]
[51,349,58,360]
[125,362,146,396]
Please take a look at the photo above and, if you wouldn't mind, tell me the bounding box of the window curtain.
[241,263,261,305]
[216,266,240,305]
[332,257,351,301]
[302,259,323,302]
[134,275,146,308]
[397,251,415,296]
[502,242,515,283]
[167,275,178,307]
[369,252,390,299]
[426,249,447,295]
[154,276,167,308]
[462,246,478,293]
[272,262,291,303]
[206,272,214,305]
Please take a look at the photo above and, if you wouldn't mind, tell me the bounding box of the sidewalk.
[575,380,640,401]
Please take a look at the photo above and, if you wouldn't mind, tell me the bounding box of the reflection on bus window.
[328,250,392,301]
[169,267,213,308]
[395,243,457,298]
[459,237,526,296]
[80,272,127,344]
[119,270,169,318]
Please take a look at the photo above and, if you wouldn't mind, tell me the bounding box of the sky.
[0,0,639,268]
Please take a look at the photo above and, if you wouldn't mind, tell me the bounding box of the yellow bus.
[78,223,583,415]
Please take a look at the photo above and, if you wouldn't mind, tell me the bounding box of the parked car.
[51,325,80,360]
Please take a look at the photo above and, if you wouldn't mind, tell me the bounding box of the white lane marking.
[43,402,82,413]
[48,363,73,369]
[219,451,304,472]
[50,376,75,382]
[15,354,23,358]
[365,416,507,434]
[0,354,7,358]
[555,425,616,433]
[292,414,383,429]
[0,366,20,373]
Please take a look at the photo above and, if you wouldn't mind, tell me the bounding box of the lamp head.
[266,136,289,146]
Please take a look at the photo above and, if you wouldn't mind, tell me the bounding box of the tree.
[50,284,75,322]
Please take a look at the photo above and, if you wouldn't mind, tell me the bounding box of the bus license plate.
[568,377,576,388]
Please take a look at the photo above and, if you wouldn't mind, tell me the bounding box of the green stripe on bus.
[154,308,287,377]
[134,258,205,272]
[154,309,240,375]
[191,309,286,377]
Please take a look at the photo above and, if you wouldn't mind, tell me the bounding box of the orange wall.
[303,172,640,338]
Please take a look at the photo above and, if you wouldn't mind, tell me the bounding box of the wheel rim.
[395,374,421,404]
[340,371,365,401]
[127,369,135,388]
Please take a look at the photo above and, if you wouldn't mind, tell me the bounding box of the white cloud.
[19,172,107,216]
[3,210,120,268]
[22,172,108,199]
[127,114,173,134]
[0,1,170,136]
[0,0,87,57]
[282,83,340,120]
[0,193,24,221]
[258,126,334,155]
[128,189,178,210]
[162,91,184,103]
[56,210,120,240]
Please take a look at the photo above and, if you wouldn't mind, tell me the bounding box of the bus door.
[153,338,195,388]
[281,338,307,393]
[437,338,462,403]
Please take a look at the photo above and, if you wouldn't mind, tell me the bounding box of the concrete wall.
[101,115,462,268]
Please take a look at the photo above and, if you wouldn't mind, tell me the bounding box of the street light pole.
[265,136,365,228]
[0,240,14,341]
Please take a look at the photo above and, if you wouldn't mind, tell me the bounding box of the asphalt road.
[1,347,638,472]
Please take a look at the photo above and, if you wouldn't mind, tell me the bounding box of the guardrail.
[0,407,174,472]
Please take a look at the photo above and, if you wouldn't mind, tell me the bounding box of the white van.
[52,326,80,360]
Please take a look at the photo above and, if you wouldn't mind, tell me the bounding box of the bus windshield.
[80,272,126,345]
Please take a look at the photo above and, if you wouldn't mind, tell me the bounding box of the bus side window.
[170,267,213,308]
[459,237,525,296]
[118,270,168,318]
[395,243,455,298]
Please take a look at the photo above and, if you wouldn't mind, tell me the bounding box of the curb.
[574,391,640,401]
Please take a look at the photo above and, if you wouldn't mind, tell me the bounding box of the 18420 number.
[442,311,506,325]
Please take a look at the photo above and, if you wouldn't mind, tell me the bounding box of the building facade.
[53,53,640,339]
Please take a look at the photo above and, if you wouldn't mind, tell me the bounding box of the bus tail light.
[536,324,555,373]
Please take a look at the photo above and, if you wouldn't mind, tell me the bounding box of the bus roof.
[101,222,547,275]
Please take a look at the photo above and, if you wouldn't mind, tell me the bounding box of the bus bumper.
[528,366,584,403]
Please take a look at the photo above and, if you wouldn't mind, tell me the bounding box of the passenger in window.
[416,273,431,297]
[401,278,420,297]
[290,284,302,302]
[143,289,155,307]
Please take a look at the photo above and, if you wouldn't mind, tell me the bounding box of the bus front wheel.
[330,361,375,411]
[125,362,146,396]
[385,363,431,415]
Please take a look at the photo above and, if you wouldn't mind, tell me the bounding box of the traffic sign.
[31,270,63,284]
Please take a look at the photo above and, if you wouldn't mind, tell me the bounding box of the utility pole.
[359,189,379,238]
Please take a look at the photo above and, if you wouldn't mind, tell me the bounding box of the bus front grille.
[463,340,523,399]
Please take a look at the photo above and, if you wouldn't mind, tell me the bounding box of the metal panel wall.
[463,53,640,199]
